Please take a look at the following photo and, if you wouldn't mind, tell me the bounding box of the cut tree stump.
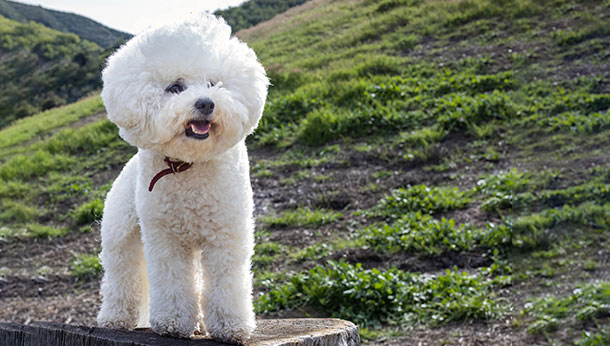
[0,318,360,346]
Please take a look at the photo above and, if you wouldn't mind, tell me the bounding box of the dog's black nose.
[195,98,215,115]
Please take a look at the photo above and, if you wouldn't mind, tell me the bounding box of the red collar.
[148,157,193,192]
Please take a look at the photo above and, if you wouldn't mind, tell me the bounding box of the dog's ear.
[101,75,138,130]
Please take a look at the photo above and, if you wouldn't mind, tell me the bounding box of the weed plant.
[370,185,470,221]
[256,261,504,327]
[523,281,610,335]
[70,253,102,280]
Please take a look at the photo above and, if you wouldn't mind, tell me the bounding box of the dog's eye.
[208,81,216,88]
[166,82,186,94]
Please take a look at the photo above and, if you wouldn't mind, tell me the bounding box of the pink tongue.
[192,122,210,133]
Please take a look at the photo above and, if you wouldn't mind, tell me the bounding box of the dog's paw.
[208,327,251,345]
[206,316,255,345]
[150,318,196,338]
[97,314,137,330]
[193,314,207,336]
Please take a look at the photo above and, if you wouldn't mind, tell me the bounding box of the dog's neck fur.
[147,156,192,192]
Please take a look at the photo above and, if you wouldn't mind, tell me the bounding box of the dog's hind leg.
[97,157,148,330]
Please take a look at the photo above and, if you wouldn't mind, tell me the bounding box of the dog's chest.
[136,155,251,240]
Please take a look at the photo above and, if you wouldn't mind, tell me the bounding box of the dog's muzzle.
[186,98,215,140]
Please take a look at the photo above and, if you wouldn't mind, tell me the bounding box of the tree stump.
[0,318,360,346]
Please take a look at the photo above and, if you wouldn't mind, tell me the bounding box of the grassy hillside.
[0,0,130,48]
[0,15,106,127]
[0,0,609,345]
[215,0,309,32]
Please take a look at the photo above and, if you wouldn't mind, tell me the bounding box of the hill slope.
[0,0,609,345]
[0,15,106,127]
[0,0,130,48]
[215,0,309,32]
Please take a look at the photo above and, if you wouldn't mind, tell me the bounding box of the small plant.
[0,200,40,223]
[26,223,67,239]
[256,261,505,327]
[362,212,510,255]
[253,242,284,270]
[513,202,610,249]
[523,281,610,335]
[73,198,104,225]
[70,253,102,280]
[370,184,470,221]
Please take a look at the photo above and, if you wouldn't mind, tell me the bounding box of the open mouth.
[185,119,211,140]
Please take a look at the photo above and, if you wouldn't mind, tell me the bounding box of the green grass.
[361,212,510,255]
[70,253,102,280]
[0,199,40,223]
[260,207,342,228]
[0,95,104,157]
[25,223,68,239]
[73,198,104,225]
[253,241,285,270]
[368,184,470,221]
[513,202,610,249]
[523,281,610,335]
[256,261,506,328]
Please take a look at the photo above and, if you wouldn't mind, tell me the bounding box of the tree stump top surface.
[0,318,360,346]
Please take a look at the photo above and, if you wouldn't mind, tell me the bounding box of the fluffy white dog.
[96,14,268,344]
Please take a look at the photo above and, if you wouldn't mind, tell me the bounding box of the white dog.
[96,14,268,344]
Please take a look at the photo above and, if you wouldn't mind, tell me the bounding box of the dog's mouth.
[185,119,211,140]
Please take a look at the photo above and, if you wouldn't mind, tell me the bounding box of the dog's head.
[101,14,268,162]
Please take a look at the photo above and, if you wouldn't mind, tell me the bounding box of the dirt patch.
[0,292,100,326]
[369,319,530,346]
[0,230,100,276]
[0,275,97,299]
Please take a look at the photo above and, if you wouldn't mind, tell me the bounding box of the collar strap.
[148,157,193,192]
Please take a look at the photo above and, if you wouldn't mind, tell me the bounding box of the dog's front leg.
[201,238,256,344]
[142,231,200,338]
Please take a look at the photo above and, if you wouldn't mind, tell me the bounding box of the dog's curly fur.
[96,14,268,344]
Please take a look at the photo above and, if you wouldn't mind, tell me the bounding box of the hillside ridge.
[0,0,130,48]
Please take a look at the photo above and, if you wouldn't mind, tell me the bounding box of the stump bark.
[0,318,360,346]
